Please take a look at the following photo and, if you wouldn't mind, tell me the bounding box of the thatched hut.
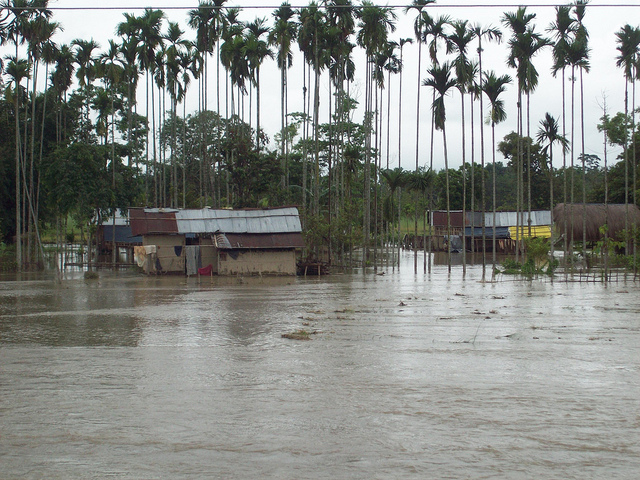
[553,203,640,243]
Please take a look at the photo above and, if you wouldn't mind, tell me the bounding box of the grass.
[39,215,85,244]
[392,216,433,237]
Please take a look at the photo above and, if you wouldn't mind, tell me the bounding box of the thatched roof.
[553,203,640,242]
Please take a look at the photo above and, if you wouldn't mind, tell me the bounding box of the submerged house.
[97,210,142,264]
[553,203,640,246]
[431,210,552,253]
[129,207,305,275]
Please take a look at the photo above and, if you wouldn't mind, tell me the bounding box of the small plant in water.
[500,258,522,275]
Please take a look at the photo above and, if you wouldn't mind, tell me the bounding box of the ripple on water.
[1,263,639,478]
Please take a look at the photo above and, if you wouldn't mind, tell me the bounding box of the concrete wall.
[218,250,296,276]
[144,234,185,273]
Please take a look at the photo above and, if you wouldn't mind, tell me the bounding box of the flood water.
[1,253,639,479]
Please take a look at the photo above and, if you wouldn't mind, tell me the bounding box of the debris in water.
[282,329,313,341]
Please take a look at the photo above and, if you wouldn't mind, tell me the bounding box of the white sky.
[4,0,638,172]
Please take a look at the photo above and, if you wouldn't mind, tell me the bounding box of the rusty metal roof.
[130,208,179,235]
[130,207,302,236]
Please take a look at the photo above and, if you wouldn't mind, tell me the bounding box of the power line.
[5,3,640,11]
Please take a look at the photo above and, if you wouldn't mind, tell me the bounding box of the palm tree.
[220,19,248,118]
[50,43,75,143]
[447,19,475,274]
[357,1,396,268]
[210,0,228,205]
[537,112,568,267]
[2,1,35,268]
[245,17,273,152]
[396,37,412,269]
[72,38,100,141]
[471,23,502,279]
[177,45,195,208]
[573,1,591,258]
[615,25,640,257]
[188,2,217,110]
[404,0,434,169]
[188,2,217,206]
[116,13,141,171]
[548,4,576,264]
[154,44,168,205]
[164,21,190,207]
[397,37,412,171]
[404,1,434,272]
[21,4,55,265]
[503,7,550,252]
[297,4,318,214]
[372,41,399,269]
[422,15,451,273]
[404,1,434,176]
[382,42,400,169]
[423,61,456,272]
[327,0,356,221]
[5,56,30,270]
[483,71,511,273]
[98,40,125,265]
[269,2,297,188]
[133,9,165,205]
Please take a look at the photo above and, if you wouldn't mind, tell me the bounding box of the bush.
[500,258,522,275]
[524,237,550,266]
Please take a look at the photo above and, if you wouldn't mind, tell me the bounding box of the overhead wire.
[4,2,640,11]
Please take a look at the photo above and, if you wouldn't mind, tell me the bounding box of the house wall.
[218,250,296,276]
[143,234,185,273]
[198,238,218,273]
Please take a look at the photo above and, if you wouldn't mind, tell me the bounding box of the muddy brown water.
[1,254,639,479]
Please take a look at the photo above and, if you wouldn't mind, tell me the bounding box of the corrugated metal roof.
[174,207,302,234]
[130,207,302,235]
[214,233,232,249]
[485,211,551,227]
[432,210,551,227]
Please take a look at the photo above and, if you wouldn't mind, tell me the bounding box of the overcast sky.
[4,0,639,172]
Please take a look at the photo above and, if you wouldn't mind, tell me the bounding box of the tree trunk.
[14,76,22,270]
[478,43,487,280]
[414,40,422,274]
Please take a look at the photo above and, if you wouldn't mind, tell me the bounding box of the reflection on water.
[1,253,639,479]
